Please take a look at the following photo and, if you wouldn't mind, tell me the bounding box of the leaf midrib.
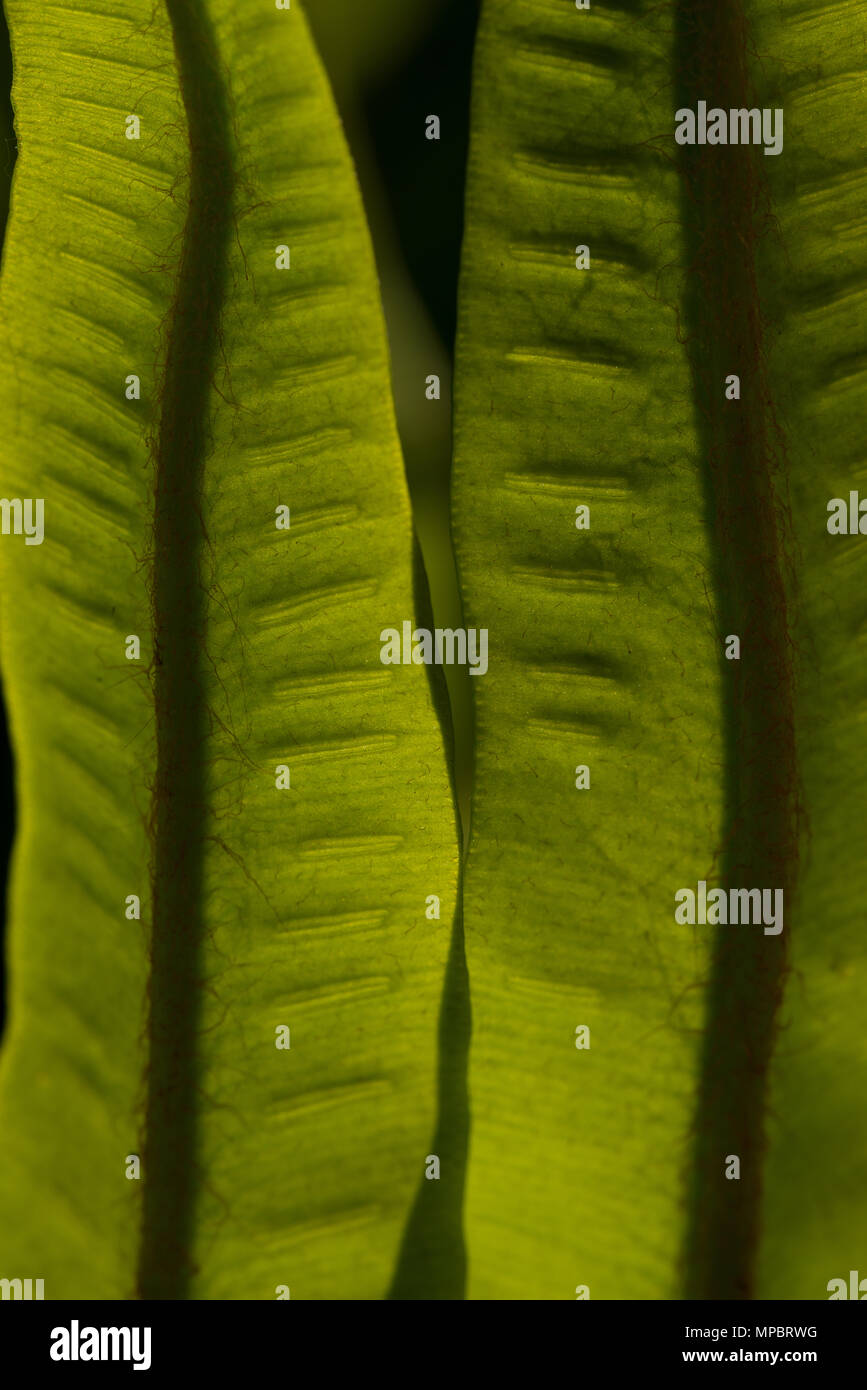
[675,0,801,1300]
[136,0,234,1302]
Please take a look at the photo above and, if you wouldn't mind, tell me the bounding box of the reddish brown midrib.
[674,1,800,1299]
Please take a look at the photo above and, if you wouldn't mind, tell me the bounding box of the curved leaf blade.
[0,0,458,1301]
[453,0,866,1300]
[0,0,185,1298]
[453,0,722,1300]
[749,0,867,1299]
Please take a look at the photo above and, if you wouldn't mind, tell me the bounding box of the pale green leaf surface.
[0,0,458,1300]
[454,0,867,1301]
[189,0,458,1301]
[453,0,723,1300]
[0,0,185,1298]
[750,0,867,1298]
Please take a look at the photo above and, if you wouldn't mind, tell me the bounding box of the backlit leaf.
[452,0,866,1300]
[0,0,458,1300]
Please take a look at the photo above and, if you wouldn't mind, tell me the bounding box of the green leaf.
[0,3,13,242]
[0,0,458,1300]
[746,0,867,1301]
[452,0,867,1300]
